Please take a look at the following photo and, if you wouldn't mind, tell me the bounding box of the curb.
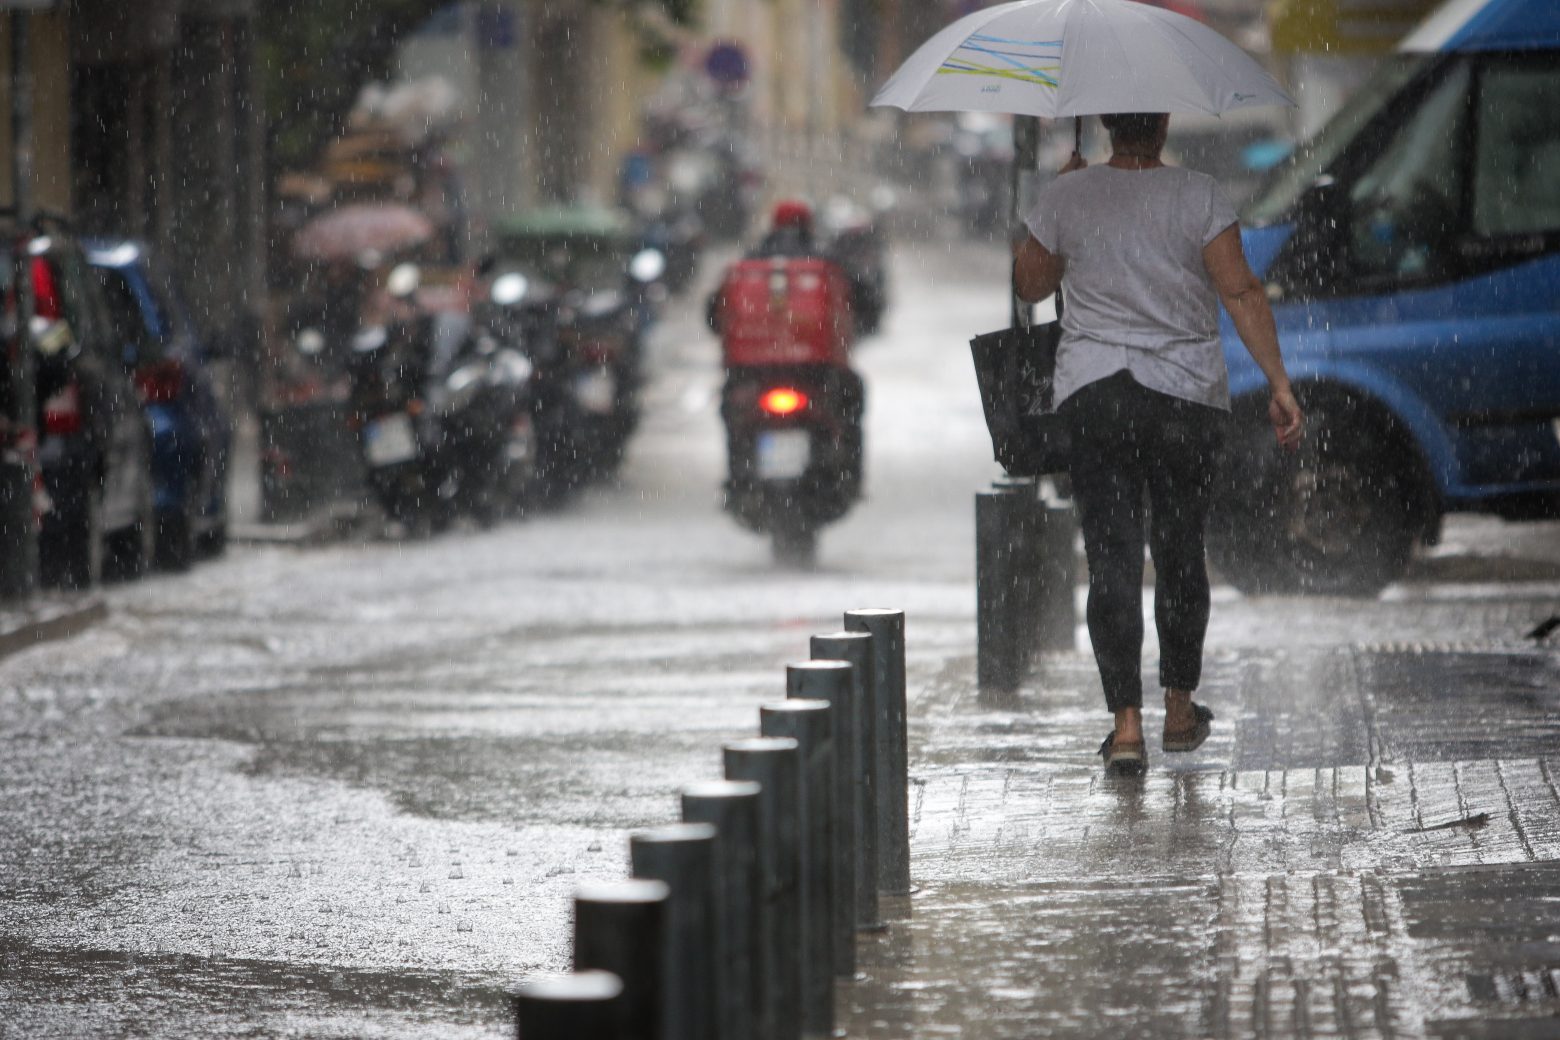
[229,502,367,548]
[0,597,109,662]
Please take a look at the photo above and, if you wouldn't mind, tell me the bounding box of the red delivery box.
[717,257,852,368]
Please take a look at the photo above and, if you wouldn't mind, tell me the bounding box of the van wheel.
[1209,402,1417,597]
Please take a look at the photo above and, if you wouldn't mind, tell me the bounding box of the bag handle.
[1008,260,1064,333]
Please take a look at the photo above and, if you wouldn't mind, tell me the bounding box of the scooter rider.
[709,199,867,562]
[708,199,824,331]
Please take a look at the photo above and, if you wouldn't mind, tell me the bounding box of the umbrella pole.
[1009,116,1039,330]
[1074,116,1082,159]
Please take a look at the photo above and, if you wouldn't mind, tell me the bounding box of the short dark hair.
[1100,113,1167,146]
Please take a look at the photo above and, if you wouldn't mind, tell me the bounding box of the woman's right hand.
[1268,386,1304,451]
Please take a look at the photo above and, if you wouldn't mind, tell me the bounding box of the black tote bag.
[969,306,1070,476]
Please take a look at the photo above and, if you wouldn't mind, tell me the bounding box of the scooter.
[343,262,532,533]
[554,246,667,481]
[823,195,892,337]
[713,256,865,565]
[345,311,444,533]
[434,308,539,525]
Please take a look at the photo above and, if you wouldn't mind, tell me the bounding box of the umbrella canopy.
[871,0,1292,118]
[292,202,436,262]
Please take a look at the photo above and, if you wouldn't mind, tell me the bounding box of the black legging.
[1060,371,1227,713]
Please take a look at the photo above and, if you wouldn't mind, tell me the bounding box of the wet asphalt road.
[2,242,1560,1038]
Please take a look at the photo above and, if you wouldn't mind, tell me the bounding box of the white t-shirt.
[1025,165,1239,410]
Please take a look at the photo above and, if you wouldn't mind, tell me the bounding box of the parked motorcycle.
[435,311,539,525]
[713,256,865,565]
[337,263,538,532]
[469,266,576,505]
[822,195,892,337]
[489,211,667,486]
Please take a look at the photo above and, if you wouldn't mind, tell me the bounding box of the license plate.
[506,417,534,462]
[364,413,418,466]
[756,428,811,480]
[575,368,617,415]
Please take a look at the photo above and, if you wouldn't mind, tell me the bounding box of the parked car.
[27,224,155,588]
[0,222,42,597]
[87,239,232,569]
[1210,0,1560,595]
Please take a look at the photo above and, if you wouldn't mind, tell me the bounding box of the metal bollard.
[789,656,867,964]
[809,632,882,936]
[573,879,670,1040]
[844,607,912,895]
[681,779,763,1040]
[993,476,1042,653]
[724,736,802,1040]
[629,823,720,1040]
[1036,484,1079,653]
[760,699,836,1038]
[976,488,1026,693]
[514,969,624,1039]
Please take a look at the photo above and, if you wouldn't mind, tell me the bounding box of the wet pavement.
[1,242,1559,1038]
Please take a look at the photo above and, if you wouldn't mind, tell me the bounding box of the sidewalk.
[839,569,1560,1038]
[0,593,106,663]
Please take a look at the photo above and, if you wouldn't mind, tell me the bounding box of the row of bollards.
[975,476,1079,696]
[514,607,912,1040]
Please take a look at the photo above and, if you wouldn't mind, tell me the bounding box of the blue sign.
[705,41,751,86]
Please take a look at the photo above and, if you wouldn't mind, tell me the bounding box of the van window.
[1347,62,1471,282]
[1473,62,1560,236]
[1243,54,1429,227]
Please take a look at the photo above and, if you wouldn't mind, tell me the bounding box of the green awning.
[494,207,635,241]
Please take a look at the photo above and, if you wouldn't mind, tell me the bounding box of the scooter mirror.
[386,263,421,299]
[491,272,529,306]
[629,248,666,284]
[295,327,326,356]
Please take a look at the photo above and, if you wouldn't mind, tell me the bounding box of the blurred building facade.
[1271,0,1442,137]
[0,0,266,357]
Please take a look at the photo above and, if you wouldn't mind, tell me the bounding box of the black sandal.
[1098,731,1147,775]
[1162,703,1214,752]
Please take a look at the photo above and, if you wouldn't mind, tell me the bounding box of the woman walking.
[1013,112,1304,775]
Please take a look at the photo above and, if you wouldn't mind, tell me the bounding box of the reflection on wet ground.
[0,937,510,1039]
[834,609,1560,1038]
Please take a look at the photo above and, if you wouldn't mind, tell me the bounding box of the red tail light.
[30,257,62,322]
[576,339,617,365]
[759,387,807,416]
[42,382,82,436]
[135,359,185,404]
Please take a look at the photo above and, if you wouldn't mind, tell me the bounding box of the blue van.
[1211,0,1560,595]
[87,240,232,571]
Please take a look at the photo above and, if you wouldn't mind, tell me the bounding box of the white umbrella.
[871,0,1292,119]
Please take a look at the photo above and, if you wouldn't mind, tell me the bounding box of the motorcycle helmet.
[771,199,814,234]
